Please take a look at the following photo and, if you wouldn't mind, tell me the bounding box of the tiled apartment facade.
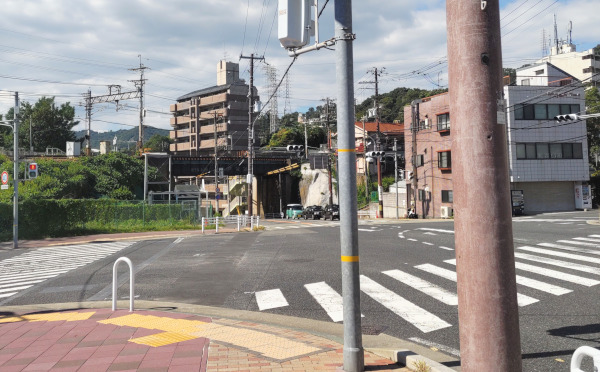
[403,93,454,219]
[505,84,591,212]
[169,61,257,155]
[403,83,591,218]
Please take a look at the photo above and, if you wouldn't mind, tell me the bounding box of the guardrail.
[358,210,376,219]
[201,215,260,233]
[571,346,600,372]
[112,257,134,312]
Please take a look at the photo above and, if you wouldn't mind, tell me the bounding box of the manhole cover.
[361,325,387,335]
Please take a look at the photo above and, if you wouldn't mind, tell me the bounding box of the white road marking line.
[514,253,600,275]
[255,289,289,311]
[304,282,363,322]
[407,238,418,242]
[538,243,600,256]
[415,264,457,282]
[0,280,45,289]
[590,235,600,238]
[422,242,434,246]
[417,228,454,234]
[383,269,458,306]
[557,222,574,225]
[443,259,538,307]
[518,246,600,264]
[438,246,454,251]
[359,275,452,333]
[556,240,600,248]
[574,237,600,243]
[0,292,17,299]
[423,232,437,236]
[514,276,571,295]
[515,262,600,287]
[0,285,33,294]
[408,337,461,357]
[358,228,378,232]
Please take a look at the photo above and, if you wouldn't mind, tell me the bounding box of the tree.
[503,68,517,85]
[144,134,172,153]
[4,97,78,152]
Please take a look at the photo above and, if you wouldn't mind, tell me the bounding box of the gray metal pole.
[13,92,19,250]
[447,1,522,371]
[29,118,33,153]
[143,154,148,202]
[394,138,398,219]
[334,1,363,371]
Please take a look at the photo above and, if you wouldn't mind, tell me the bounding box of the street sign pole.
[13,92,19,250]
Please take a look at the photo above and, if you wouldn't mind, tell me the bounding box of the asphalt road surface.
[1,210,599,371]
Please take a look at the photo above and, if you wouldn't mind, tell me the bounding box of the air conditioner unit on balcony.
[441,206,453,218]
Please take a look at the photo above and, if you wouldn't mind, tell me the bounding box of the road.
[1,210,599,371]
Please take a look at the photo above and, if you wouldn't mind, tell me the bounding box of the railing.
[571,346,600,372]
[201,215,260,233]
[358,210,376,219]
[112,257,134,312]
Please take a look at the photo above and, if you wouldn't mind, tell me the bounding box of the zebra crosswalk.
[252,233,600,333]
[0,241,137,301]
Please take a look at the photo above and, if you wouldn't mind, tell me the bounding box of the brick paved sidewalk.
[0,308,410,372]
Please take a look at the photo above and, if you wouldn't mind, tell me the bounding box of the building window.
[418,189,427,201]
[535,69,544,75]
[414,154,424,167]
[437,113,450,131]
[516,142,584,159]
[515,103,580,120]
[441,190,453,203]
[438,151,451,170]
[521,79,530,86]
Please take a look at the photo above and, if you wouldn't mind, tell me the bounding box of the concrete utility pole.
[410,100,420,214]
[334,1,363,371]
[130,55,149,152]
[240,53,264,217]
[446,1,522,371]
[13,92,19,250]
[373,67,384,218]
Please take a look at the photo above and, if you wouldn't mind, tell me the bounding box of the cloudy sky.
[0,0,597,134]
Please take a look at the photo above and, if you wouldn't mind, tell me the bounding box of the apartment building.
[403,68,591,218]
[169,60,258,155]
[403,93,453,219]
[536,42,600,84]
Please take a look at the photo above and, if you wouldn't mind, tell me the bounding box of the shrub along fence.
[0,199,200,241]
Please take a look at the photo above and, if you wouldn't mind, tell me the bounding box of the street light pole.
[335,1,363,370]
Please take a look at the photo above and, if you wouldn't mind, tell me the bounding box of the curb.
[0,301,461,371]
[368,348,457,372]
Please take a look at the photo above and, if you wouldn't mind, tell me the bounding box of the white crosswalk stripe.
[556,240,600,248]
[255,289,288,311]
[0,241,137,301]
[514,261,600,287]
[417,228,454,234]
[514,253,600,275]
[518,246,600,264]
[253,234,600,333]
[383,269,458,306]
[359,275,452,333]
[433,260,539,306]
[538,242,600,256]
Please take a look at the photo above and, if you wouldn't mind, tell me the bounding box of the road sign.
[1,171,8,185]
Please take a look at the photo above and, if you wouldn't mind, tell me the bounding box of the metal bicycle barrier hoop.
[571,346,600,372]
[112,257,135,312]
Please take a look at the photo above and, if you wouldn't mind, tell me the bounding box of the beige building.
[536,43,600,84]
[169,61,258,155]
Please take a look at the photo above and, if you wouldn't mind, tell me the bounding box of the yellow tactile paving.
[128,331,198,347]
[98,313,323,360]
[0,311,96,324]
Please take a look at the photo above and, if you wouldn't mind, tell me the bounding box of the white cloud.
[0,0,596,133]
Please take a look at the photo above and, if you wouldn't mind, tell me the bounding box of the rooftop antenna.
[553,14,559,52]
[567,21,572,45]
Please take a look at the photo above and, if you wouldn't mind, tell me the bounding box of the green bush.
[0,199,200,241]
